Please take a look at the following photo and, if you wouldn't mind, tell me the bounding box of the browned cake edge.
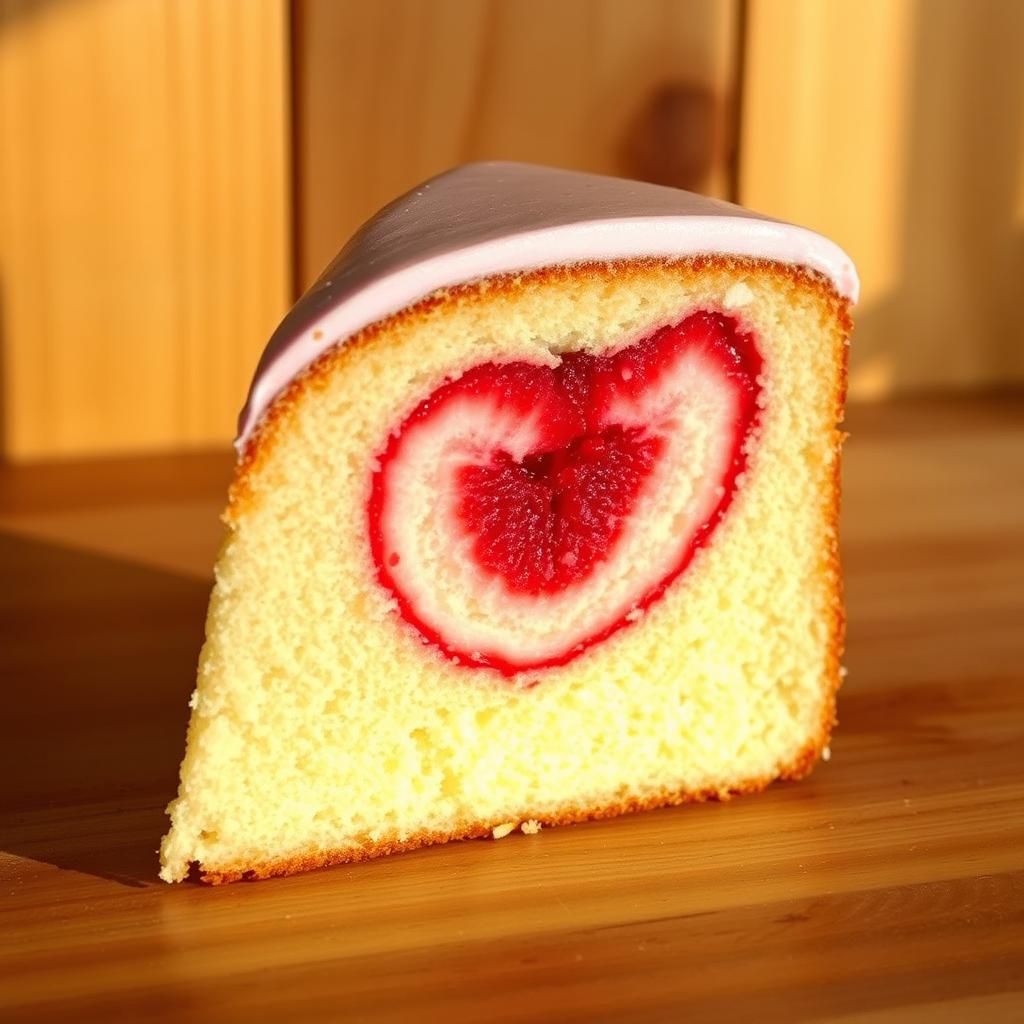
[197,255,851,885]
[197,751,834,884]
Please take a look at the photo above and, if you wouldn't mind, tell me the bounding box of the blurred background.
[1,0,1022,460]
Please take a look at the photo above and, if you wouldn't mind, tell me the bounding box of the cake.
[160,162,857,883]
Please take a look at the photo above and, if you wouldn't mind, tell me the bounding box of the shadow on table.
[0,532,207,886]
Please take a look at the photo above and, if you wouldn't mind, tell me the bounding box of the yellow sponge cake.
[160,162,857,883]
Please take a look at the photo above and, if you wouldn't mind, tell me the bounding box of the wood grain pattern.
[0,0,291,459]
[294,0,739,287]
[1,395,1023,1020]
[4,0,1022,462]
[740,0,1024,399]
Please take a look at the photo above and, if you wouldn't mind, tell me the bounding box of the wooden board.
[740,0,1024,399]
[294,0,740,287]
[0,0,292,459]
[2,395,1023,1021]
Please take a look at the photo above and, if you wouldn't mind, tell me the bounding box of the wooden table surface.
[2,395,1023,1022]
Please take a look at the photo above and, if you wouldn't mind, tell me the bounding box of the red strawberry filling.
[368,310,763,677]
[458,424,663,593]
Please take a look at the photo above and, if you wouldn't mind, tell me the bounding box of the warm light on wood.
[1,0,1020,459]
[1,396,1022,1017]
[0,0,292,459]
[294,0,740,287]
[741,0,1024,398]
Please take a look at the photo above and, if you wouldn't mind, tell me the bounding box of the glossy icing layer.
[237,162,858,451]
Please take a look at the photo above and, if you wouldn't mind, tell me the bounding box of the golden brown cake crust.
[197,750,819,884]
[187,255,851,885]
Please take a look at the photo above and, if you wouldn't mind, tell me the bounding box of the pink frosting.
[237,161,857,452]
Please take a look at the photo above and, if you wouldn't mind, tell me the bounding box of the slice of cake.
[160,162,857,883]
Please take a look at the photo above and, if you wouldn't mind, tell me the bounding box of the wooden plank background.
[1,0,1021,459]
[741,0,1024,398]
[0,0,291,459]
[294,0,741,287]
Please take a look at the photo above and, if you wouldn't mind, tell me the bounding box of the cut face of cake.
[160,162,857,883]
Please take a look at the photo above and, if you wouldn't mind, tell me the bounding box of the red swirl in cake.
[369,309,762,675]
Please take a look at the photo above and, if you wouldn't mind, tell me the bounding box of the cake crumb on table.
[492,822,516,839]
[521,820,542,835]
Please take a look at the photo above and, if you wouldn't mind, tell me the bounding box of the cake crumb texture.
[160,257,849,884]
